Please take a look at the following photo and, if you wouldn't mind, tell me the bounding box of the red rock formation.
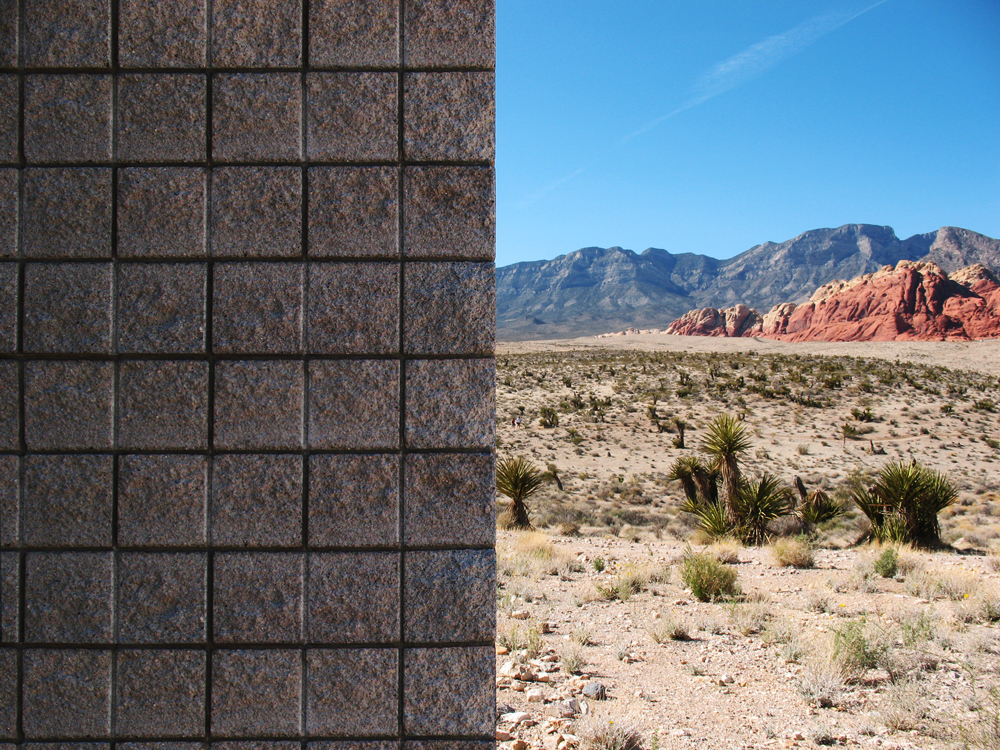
[663,262,1000,342]
[664,304,762,337]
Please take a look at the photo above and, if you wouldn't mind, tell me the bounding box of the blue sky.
[495,1,1000,267]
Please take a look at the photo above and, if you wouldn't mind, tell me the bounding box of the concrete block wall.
[0,0,496,743]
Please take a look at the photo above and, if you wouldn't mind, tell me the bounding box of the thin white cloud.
[518,0,891,207]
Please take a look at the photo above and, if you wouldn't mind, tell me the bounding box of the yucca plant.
[496,455,544,530]
[668,456,701,505]
[851,460,957,547]
[700,413,753,522]
[797,489,847,529]
[732,472,794,545]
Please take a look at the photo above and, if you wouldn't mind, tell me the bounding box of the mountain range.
[496,225,1000,340]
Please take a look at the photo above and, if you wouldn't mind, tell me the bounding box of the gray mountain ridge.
[496,225,1000,340]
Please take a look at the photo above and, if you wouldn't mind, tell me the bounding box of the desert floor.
[493,334,1000,750]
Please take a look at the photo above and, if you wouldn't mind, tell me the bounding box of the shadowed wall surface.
[0,0,496,743]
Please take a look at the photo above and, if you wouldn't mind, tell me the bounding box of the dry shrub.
[648,613,690,643]
[708,537,741,563]
[726,600,770,636]
[938,569,980,601]
[797,656,846,708]
[770,536,814,568]
[579,713,645,750]
[499,531,575,578]
[880,680,929,731]
[986,549,1000,573]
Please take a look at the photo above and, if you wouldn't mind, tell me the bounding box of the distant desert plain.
[493,334,1000,750]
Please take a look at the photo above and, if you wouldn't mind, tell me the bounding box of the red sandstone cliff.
[663,262,1000,341]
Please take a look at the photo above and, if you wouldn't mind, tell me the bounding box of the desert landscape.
[493,335,1000,750]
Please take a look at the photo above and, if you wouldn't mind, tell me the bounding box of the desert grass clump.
[562,646,586,674]
[831,619,891,682]
[726,600,770,636]
[797,657,846,708]
[571,625,594,646]
[938,569,979,601]
[596,565,648,602]
[708,537,741,563]
[648,613,690,643]
[770,536,814,568]
[681,549,740,602]
[579,714,645,750]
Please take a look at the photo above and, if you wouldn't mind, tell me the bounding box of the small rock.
[718,674,735,685]
[539,622,553,633]
[512,741,529,750]
[582,682,606,700]
[496,646,510,655]
[496,730,512,741]
[669,729,692,737]
[511,610,530,620]
[545,702,576,719]
[501,711,532,725]
[526,688,546,703]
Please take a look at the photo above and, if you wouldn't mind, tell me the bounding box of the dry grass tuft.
[770,537,814,568]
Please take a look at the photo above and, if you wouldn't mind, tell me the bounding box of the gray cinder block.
[403,167,495,259]
[307,262,399,354]
[404,73,494,161]
[308,454,399,547]
[115,650,206,737]
[211,650,302,736]
[22,649,112,738]
[117,74,207,163]
[308,359,400,449]
[308,167,399,258]
[404,262,495,355]
[23,455,112,547]
[118,455,208,547]
[25,552,114,643]
[118,553,207,644]
[24,75,113,164]
[212,455,303,548]
[405,358,495,449]
[23,169,113,259]
[119,0,207,67]
[306,73,397,161]
[307,552,399,643]
[306,649,398,736]
[118,168,208,258]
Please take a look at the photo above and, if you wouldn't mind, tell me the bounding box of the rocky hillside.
[664,261,1000,341]
[497,226,1000,339]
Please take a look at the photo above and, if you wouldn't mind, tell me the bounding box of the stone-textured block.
[0,0,16,68]
[0,362,16,450]
[1,553,17,642]
[24,75,112,164]
[214,744,299,750]
[214,553,303,643]
[24,263,112,352]
[308,167,398,258]
[306,73,397,161]
[25,552,113,643]
[0,170,16,258]
[120,0,207,67]
[404,743,493,750]
[119,361,209,449]
[404,454,494,546]
[118,456,208,547]
[118,263,207,353]
[118,168,207,258]
[0,649,13,737]
[308,360,399,449]
[404,647,493,735]
[308,263,398,354]
[117,74,207,162]
[405,359,494,449]
[213,75,301,162]
[23,169,112,259]
[23,455,112,547]
[213,263,303,353]
[308,454,398,547]
[212,650,301,736]
[404,262,494,354]
[25,0,110,67]
[23,649,111,738]
[212,168,302,258]
[0,77,16,164]
[212,0,301,68]
[118,553,207,644]
[404,73,494,161]
[308,553,398,643]
[306,649,397,736]
[212,455,302,548]
[404,0,495,67]
[122,744,204,750]
[115,650,206,737]
[0,264,18,352]
[311,743,396,750]
[0,456,16,548]
[24,362,114,450]
[405,550,494,642]
[214,360,304,450]
[310,0,397,67]
[403,167,494,259]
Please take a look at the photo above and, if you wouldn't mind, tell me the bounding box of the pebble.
[512,610,530,620]
[526,688,546,702]
[501,711,532,725]
[582,682,607,700]
[496,730,512,741]
[512,741,529,750]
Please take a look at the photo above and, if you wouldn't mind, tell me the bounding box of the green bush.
[681,550,739,602]
[874,547,899,578]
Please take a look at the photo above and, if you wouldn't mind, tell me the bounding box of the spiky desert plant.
[668,456,701,505]
[797,489,847,529]
[732,473,794,545]
[851,460,957,548]
[496,455,543,530]
[700,413,753,520]
[673,417,688,449]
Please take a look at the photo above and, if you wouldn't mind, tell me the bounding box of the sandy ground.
[493,336,1000,750]
[499,334,1000,378]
